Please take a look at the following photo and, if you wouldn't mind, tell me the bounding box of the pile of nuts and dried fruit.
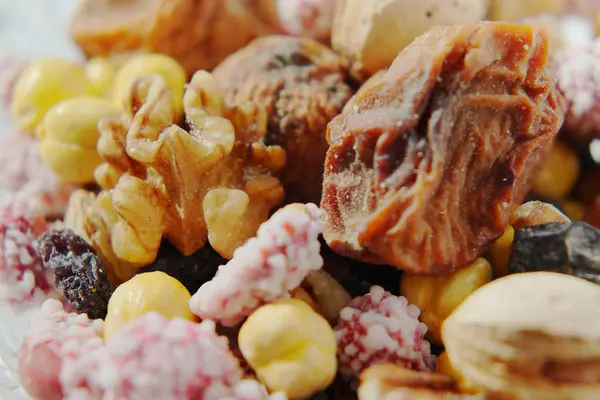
[3,0,600,399]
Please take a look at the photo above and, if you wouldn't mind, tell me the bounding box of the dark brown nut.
[321,22,565,274]
[213,36,354,203]
[358,363,483,400]
[70,0,283,76]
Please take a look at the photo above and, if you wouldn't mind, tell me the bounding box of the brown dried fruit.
[69,0,283,76]
[213,36,354,203]
[358,363,482,400]
[321,22,565,274]
[95,71,285,266]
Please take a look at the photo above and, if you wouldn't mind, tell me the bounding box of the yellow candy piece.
[435,351,479,394]
[113,53,186,119]
[85,57,117,99]
[239,298,337,399]
[37,96,122,183]
[400,258,492,344]
[10,58,94,134]
[487,225,515,279]
[104,271,195,341]
[531,141,580,201]
[560,199,586,221]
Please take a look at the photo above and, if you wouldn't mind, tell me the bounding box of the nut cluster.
[68,70,286,279]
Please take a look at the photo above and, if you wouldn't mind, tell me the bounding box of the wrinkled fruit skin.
[321,22,565,274]
[38,229,115,319]
[213,36,354,204]
[509,221,600,284]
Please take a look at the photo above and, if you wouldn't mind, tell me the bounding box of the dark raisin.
[139,240,223,294]
[509,221,600,284]
[37,228,115,319]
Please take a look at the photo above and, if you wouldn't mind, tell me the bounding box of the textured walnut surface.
[213,36,354,203]
[321,22,565,274]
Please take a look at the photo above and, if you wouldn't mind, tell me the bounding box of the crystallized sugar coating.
[18,299,104,400]
[62,313,276,400]
[0,199,58,305]
[189,203,324,326]
[0,133,76,218]
[553,37,600,142]
[334,285,433,379]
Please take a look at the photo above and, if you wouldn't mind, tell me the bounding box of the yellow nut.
[85,57,117,98]
[113,53,186,119]
[486,225,514,279]
[37,96,122,183]
[531,141,580,201]
[435,351,479,395]
[238,298,337,399]
[10,57,95,133]
[400,258,492,344]
[104,271,195,341]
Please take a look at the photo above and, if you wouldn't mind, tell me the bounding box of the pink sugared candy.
[62,313,279,400]
[275,0,336,42]
[0,199,57,305]
[553,37,600,142]
[18,299,104,400]
[0,133,76,219]
[334,285,433,378]
[189,203,324,326]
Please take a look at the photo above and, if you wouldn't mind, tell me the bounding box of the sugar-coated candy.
[18,299,104,400]
[38,229,115,319]
[62,313,278,400]
[553,37,600,142]
[335,285,433,379]
[0,199,57,305]
[189,203,324,326]
[103,271,195,340]
[0,133,76,219]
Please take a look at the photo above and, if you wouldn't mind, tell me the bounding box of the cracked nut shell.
[442,272,600,400]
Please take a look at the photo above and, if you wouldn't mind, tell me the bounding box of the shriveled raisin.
[38,228,115,319]
[321,22,565,274]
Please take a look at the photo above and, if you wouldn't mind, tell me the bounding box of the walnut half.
[95,71,285,267]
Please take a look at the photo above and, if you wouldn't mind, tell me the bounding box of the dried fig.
[213,36,354,203]
[321,22,565,274]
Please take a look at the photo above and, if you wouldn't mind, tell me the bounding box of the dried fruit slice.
[321,22,565,274]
